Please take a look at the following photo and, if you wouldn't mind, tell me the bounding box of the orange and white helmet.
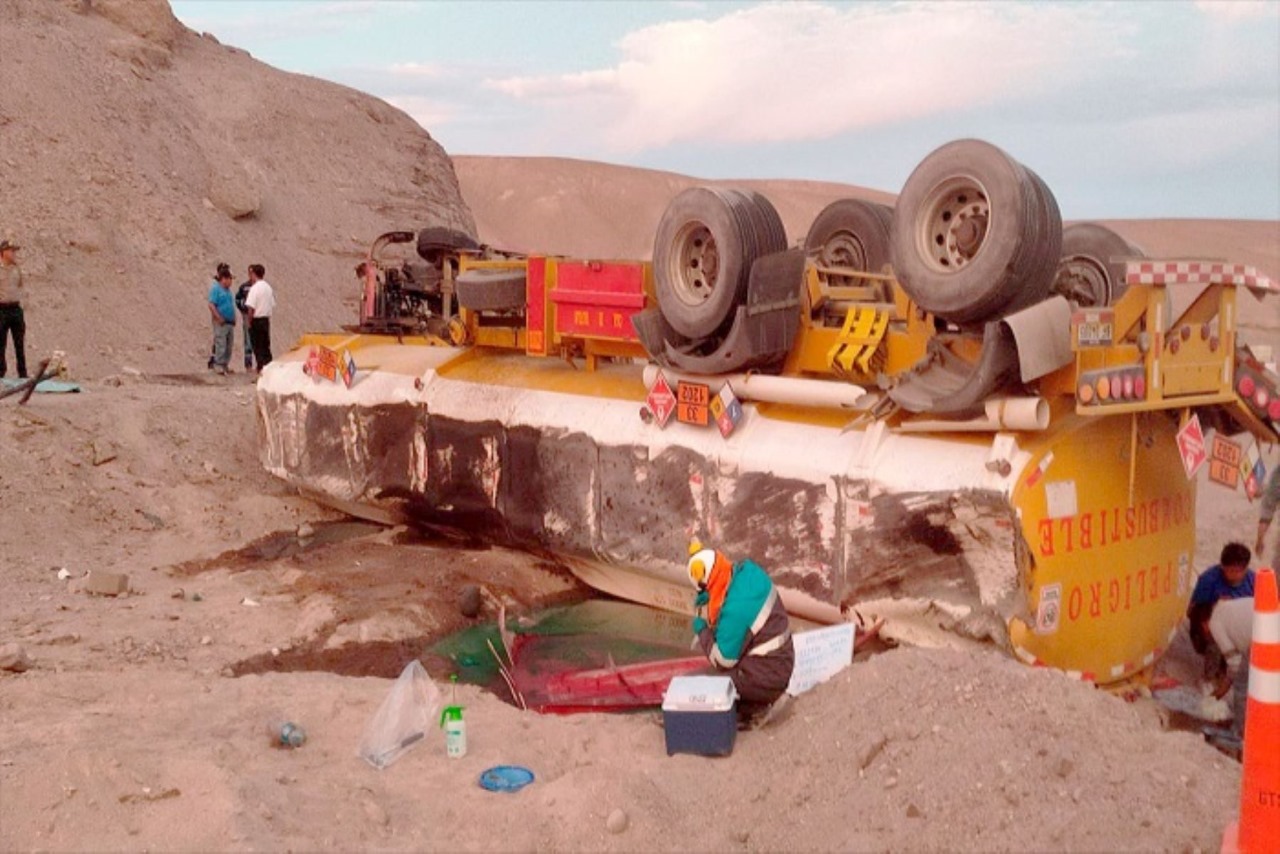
[686,540,725,589]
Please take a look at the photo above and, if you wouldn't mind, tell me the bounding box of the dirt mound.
[0,0,473,379]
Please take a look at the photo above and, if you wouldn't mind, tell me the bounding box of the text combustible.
[1036,493,1192,557]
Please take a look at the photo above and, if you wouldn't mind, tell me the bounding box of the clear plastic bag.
[357,660,443,769]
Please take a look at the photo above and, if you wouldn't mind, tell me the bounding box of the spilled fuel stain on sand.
[169,520,388,576]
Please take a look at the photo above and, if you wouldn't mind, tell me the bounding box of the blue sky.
[169,1,1280,220]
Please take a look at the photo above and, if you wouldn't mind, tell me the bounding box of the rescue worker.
[1202,595,1254,756]
[687,541,794,726]
[1186,541,1255,687]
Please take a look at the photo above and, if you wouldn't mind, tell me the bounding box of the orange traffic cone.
[1222,567,1280,854]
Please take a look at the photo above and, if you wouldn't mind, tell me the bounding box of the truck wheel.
[417,226,479,263]
[805,199,894,289]
[653,187,787,341]
[742,189,788,258]
[653,187,752,339]
[1052,223,1146,308]
[455,268,526,311]
[889,139,1062,324]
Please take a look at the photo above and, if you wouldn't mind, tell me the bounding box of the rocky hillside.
[0,0,473,377]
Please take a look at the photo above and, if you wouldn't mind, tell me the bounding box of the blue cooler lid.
[662,675,737,712]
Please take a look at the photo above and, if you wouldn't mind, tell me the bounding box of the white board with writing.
[786,623,855,696]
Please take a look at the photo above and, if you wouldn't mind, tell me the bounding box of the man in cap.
[0,239,28,379]
[207,269,236,375]
[686,541,795,725]
[207,262,231,370]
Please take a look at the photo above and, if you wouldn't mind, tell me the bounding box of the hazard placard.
[645,370,676,428]
[1245,458,1266,500]
[676,381,710,426]
[709,382,743,438]
[1208,435,1239,486]
[340,349,357,389]
[1209,433,1242,490]
[305,345,341,383]
[1176,414,1206,479]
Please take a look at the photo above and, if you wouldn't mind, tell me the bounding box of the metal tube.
[641,365,868,410]
[896,397,1050,433]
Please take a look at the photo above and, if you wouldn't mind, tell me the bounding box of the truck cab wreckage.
[257,139,1279,686]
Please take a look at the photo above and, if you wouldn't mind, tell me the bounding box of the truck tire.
[889,139,1062,324]
[455,268,526,311]
[805,199,894,286]
[1052,223,1145,308]
[742,189,788,257]
[417,226,479,263]
[653,187,752,339]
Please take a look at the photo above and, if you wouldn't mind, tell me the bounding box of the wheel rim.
[1054,256,1111,307]
[819,230,869,273]
[914,176,991,273]
[664,221,721,307]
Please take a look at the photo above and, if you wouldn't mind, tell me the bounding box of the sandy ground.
[2,1,1279,851]
[0,373,1265,852]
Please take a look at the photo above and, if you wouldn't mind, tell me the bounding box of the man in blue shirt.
[1186,541,1255,683]
[207,270,236,375]
[206,262,230,369]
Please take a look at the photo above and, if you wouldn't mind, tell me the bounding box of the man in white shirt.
[1204,596,1253,753]
[244,263,276,373]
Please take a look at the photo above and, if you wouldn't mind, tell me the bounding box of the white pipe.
[895,396,1050,433]
[642,365,868,410]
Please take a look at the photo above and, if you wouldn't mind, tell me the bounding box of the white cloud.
[481,1,1123,154]
[1109,101,1279,173]
[389,62,447,79]
[1194,0,1276,21]
[385,95,460,130]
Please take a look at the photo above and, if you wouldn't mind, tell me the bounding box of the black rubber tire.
[417,226,479,263]
[741,189,788,256]
[805,198,894,277]
[889,139,1062,324]
[653,187,752,339]
[1053,223,1146,307]
[455,268,526,311]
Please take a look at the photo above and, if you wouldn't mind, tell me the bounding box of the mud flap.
[1002,295,1073,382]
[888,323,1020,415]
[643,249,804,375]
[888,297,1072,415]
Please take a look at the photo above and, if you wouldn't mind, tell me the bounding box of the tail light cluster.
[1077,367,1146,406]
[1235,365,1280,422]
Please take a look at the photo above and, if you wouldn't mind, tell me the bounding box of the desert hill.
[0,0,473,378]
[0,1,1275,383]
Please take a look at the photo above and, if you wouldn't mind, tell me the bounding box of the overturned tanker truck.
[257,139,1280,685]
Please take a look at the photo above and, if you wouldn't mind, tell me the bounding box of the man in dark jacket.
[235,276,254,371]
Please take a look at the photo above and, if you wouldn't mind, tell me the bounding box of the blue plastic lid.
[478,765,535,793]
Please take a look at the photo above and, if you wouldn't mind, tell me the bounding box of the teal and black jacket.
[695,559,793,703]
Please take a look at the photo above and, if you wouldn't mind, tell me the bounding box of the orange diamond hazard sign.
[1176,414,1206,479]
[646,370,676,428]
